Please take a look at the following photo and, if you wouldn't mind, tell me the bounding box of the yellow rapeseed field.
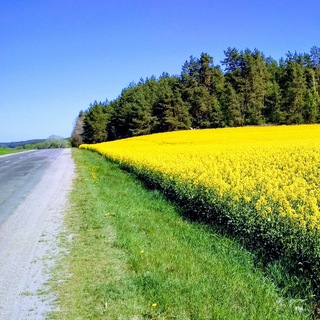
[80,124,320,230]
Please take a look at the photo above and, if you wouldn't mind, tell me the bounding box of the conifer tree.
[82,102,110,143]
[221,82,244,126]
[241,49,269,124]
[78,46,320,144]
[153,76,191,132]
[264,58,284,123]
[282,55,307,124]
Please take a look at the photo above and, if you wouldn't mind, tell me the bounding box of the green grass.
[0,148,21,155]
[50,149,313,319]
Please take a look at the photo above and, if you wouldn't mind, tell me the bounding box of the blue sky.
[0,0,319,142]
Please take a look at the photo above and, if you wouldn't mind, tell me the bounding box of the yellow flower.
[105,212,116,217]
[80,124,320,230]
[152,303,157,308]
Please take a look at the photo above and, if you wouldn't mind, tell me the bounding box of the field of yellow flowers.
[80,124,320,296]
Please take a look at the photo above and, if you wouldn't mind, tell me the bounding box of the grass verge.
[0,148,21,155]
[49,149,312,319]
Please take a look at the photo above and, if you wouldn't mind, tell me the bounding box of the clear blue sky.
[1,0,319,142]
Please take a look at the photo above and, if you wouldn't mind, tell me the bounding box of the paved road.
[0,148,75,319]
[0,149,65,225]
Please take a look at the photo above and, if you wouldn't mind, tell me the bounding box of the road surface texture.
[0,148,75,319]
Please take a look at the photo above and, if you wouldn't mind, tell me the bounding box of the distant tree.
[71,111,85,147]
[45,136,70,148]
[23,136,70,149]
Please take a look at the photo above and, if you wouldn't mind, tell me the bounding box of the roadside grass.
[0,148,21,155]
[50,148,312,319]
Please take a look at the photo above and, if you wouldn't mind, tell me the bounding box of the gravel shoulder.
[0,148,75,319]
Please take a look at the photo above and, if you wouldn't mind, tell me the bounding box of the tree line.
[1,136,70,149]
[71,46,320,146]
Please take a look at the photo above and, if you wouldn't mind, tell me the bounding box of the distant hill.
[0,139,46,148]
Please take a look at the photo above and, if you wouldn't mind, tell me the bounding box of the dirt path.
[0,148,75,319]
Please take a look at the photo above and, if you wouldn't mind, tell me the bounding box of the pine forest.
[72,46,320,146]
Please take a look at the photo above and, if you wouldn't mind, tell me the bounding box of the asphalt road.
[0,149,65,226]
[0,148,75,319]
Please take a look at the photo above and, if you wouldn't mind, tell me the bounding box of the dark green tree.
[221,47,245,93]
[241,49,269,124]
[82,101,111,143]
[77,46,320,145]
[281,55,307,124]
[222,48,270,125]
[304,67,320,123]
[310,47,320,108]
[181,53,224,128]
[221,82,244,126]
[264,58,284,123]
[152,76,191,132]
